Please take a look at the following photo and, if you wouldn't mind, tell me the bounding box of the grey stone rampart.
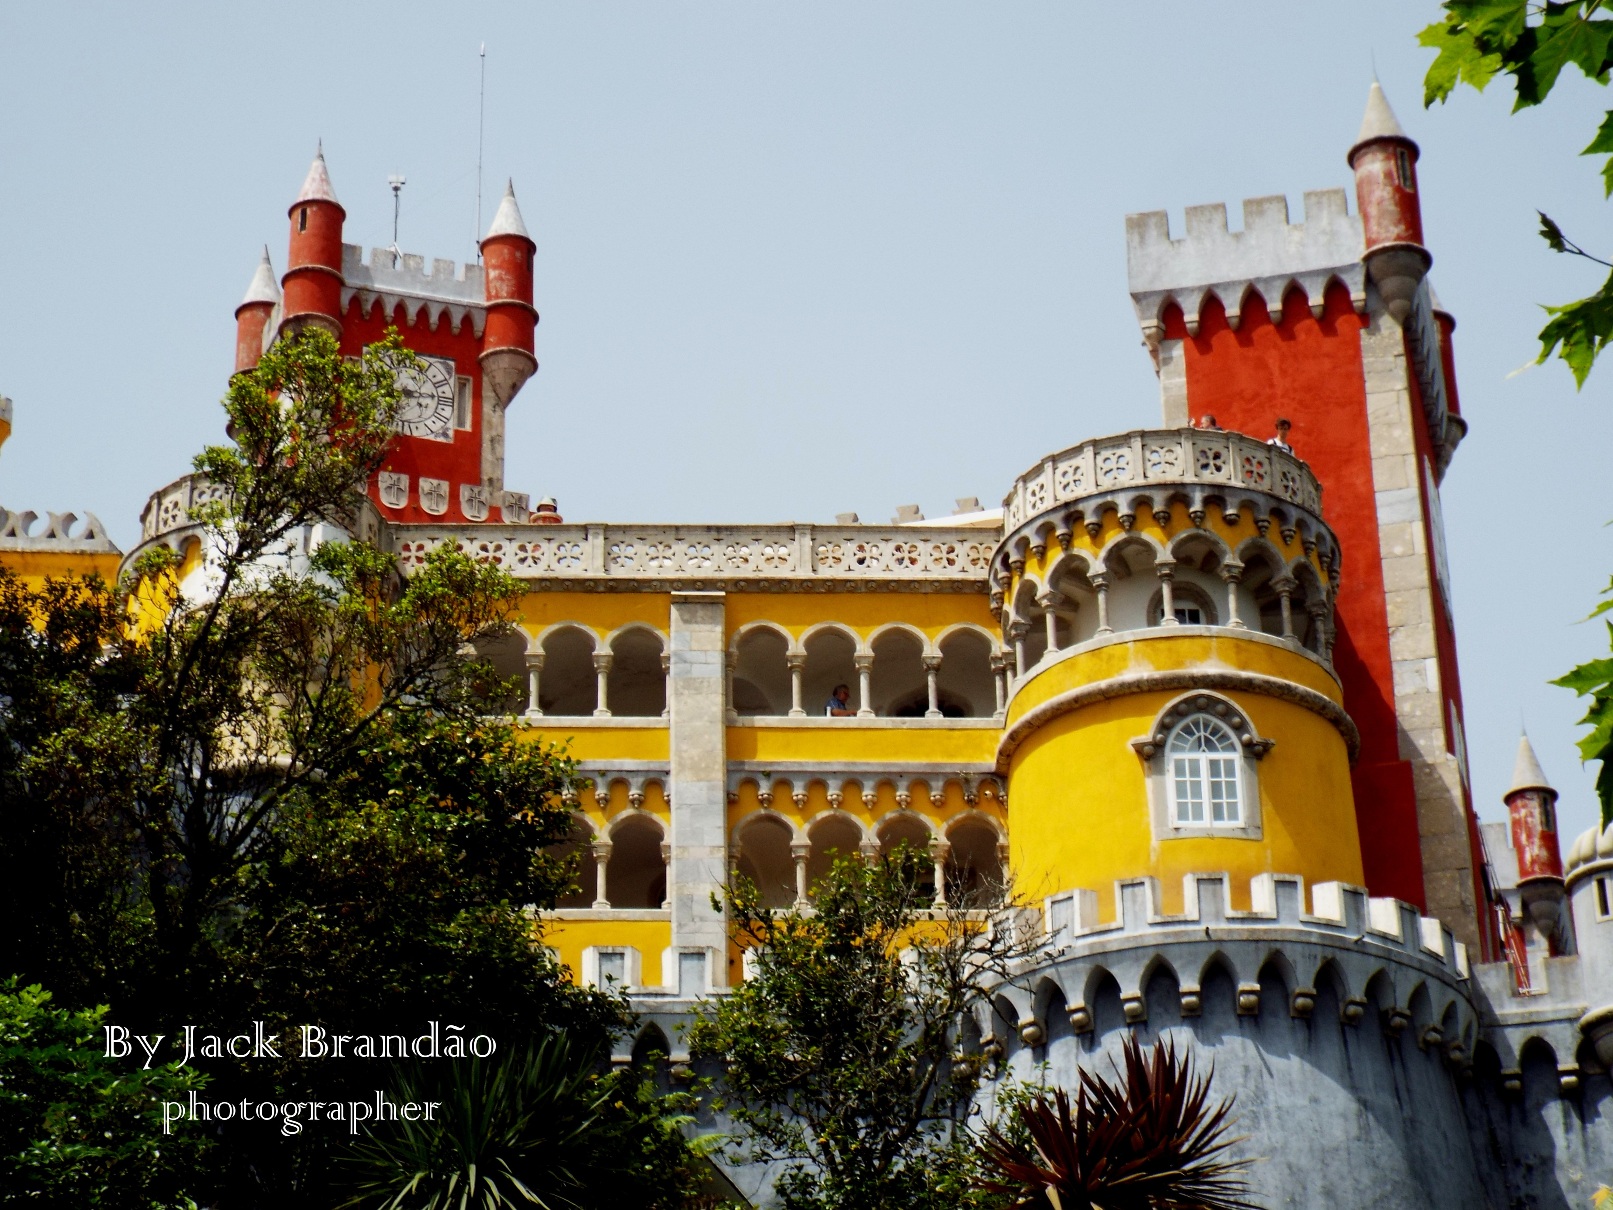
[1126,190,1366,339]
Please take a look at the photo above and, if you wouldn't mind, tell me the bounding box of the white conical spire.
[1356,80,1408,146]
[484,179,530,240]
[1506,732,1555,799]
[296,141,340,205]
[240,246,279,306]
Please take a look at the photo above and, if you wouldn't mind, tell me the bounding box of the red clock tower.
[235,150,539,525]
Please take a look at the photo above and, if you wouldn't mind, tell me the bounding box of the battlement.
[0,508,119,554]
[1043,871,1468,980]
[1126,190,1366,338]
[341,244,485,304]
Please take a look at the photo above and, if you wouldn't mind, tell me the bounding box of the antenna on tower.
[388,174,406,267]
[476,42,487,263]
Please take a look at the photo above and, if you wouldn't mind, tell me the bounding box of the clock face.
[393,355,457,442]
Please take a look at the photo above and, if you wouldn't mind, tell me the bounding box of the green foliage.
[1552,580,1613,824]
[333,1037,711,1210]
[974,1034,1255,1210]
[688,847,1028,1210]
[0,979,209,1209]
[0,327,630,1203]
[1421,1,1613,385]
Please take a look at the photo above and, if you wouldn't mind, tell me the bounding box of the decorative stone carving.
[460,484,490,522]
[418,477,449,516]
[500,491,531,523]
[378,471,409,509]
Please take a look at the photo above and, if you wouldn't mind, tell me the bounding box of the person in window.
[825,684,854,717]
[1196,414,1222,430]
[1266,417,1294,453]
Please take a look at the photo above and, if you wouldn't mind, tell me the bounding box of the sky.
[1,2,1609,841]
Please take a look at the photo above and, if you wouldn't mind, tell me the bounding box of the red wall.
[339,298,487,524]
[1162,281,1428,909]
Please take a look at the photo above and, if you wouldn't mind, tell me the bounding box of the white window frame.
[1167,714,1243,826]
[1132,692,1270,841]
[454,376,474,431]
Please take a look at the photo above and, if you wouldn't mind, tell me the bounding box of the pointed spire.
[1506,732,1555,799]
[484,179,530,241]
[240,246,280,307]
[1355,80,1409,147]
[296,142,340,205]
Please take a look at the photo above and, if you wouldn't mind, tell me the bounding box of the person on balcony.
[1266,417,1294,453]
[825,684,854,717]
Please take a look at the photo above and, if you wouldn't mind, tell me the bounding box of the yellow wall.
[726,590,997,642]
[729,723,998,766]
[1004,633,1361,917]
[540,914,672,989]
[0,548,122,589]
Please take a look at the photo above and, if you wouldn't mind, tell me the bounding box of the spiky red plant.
[976,1034,1258,1209]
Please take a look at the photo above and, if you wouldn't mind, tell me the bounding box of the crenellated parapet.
[1126,191,1365,343]
[339,244,488,337]
[0,508,118,554]
[996,871,1473,1059]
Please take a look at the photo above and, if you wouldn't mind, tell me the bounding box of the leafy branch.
[1422,0,1613,384]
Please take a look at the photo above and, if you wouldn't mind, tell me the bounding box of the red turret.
[234,247,279,373]
[1506,734,1568,953]
[281,146,346,339]
[479,180,538,408]
[1349,82,1430,323]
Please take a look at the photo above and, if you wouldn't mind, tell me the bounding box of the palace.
[6,83,1613,1206]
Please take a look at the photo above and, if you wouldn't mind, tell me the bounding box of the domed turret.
[234,247,279,373]
[280,145,347,339]
[1348,81,1429,324]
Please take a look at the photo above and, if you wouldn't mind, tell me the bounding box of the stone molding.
[392,522,996,590]
[995,665,1359,772]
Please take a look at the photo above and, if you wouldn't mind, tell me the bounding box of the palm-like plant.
[976,1034,1258,1210]
[334,1035,605,1210]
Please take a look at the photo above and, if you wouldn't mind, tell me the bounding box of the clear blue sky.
[1,2,1609,842]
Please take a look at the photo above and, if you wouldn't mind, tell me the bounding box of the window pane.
[1207,755,1239,823]
[1173,754,1204,823]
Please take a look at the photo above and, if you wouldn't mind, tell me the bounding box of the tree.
[0,979,210,1209]
[687,847,1031,1210]
[0,328,632,1203]
[973,1034,1255,1210]
[1421,1,1613,386]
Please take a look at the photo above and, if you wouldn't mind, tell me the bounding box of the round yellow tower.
[990,428,1363,917]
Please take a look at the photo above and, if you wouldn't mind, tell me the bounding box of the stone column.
[525,651,544,716]
[1220,562,1246,629]
[1272,575,1297,640]
[591,840,612,909]
[989,654,1007,714]
[661,652,671,718]
[724,651,738,724]
[659,841,672,909]
[1156,560,1178,625]
[1037,591,1065,653]
[592,651,613,717]
[1090,572,1113,635]
[668,592,729,982]
[854,652,875,718]
[930,839,951,909]
[787,652,806,717]
[792,842,811,907]
[1009,623,1028,677]
[923,654,942,718]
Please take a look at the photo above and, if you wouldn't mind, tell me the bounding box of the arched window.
[1167,715,1242,825]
